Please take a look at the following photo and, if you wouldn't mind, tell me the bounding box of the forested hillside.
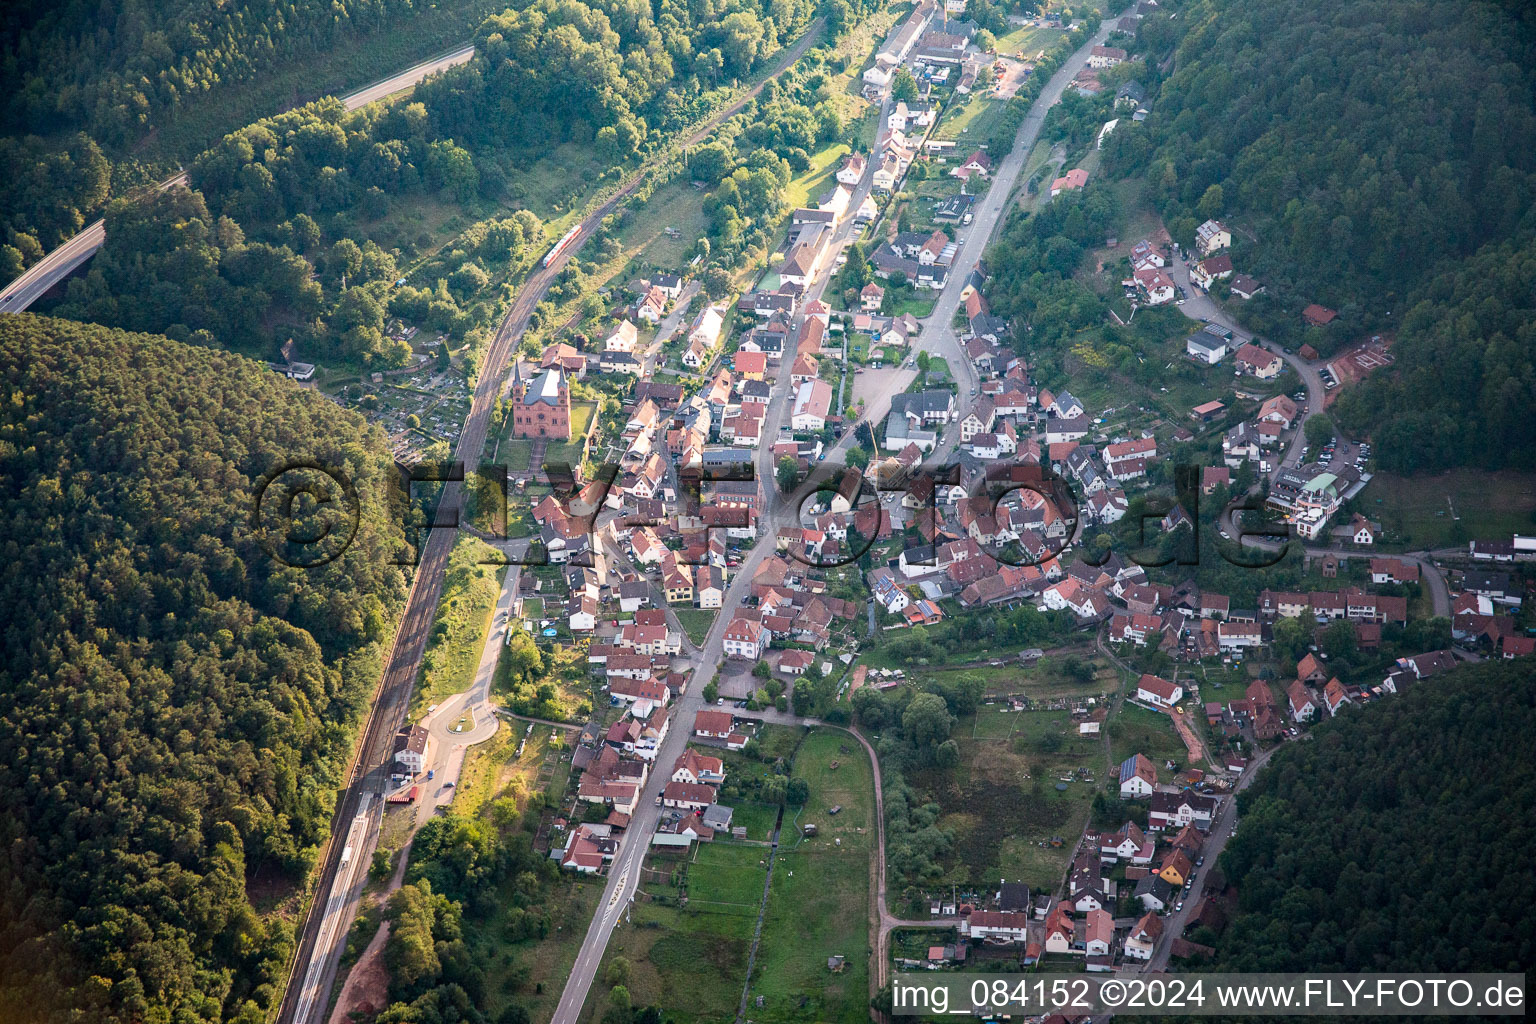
[43,0,855,367]
[1,0,437,147]
[0,0,507,284]
[1101,0,1536,472]
[1215,660,1536,972]
[0,315,409,1024]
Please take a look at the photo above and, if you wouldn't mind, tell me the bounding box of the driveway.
[642,280,701,375]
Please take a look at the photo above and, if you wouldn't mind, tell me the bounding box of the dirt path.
[326,841,414,1024]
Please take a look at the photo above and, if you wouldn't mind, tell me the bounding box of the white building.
[791,378,833,431]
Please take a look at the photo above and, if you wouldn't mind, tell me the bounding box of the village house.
[1195,219,1231,256]
[1124,912,1163,960]
[722,617,766,660]
[1050,167,1089,196]
[693,710,734,739]
[1233,342,1282,378]
[393,724,429,776]
[962,910,1030,944]
[1190,253,1234,290]
[1132,266,1176,305]
[1149,791,1217,831]
[1135,673,1183,708]
[662,780,716,811]
[1119,753,1157,798]
[1230,274,1265,299]
[1287,680,1318,722]
[952,150,992,181]
[1088,44,1128,68]
[791,378,834,431]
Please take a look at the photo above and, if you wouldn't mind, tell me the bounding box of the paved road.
[1168,253,1463,615]
[0,44,475,314]
[820,19,1117,472]
[1165,257,1324,483]
[1143,741,1281,972]
[898,19,1117,453]
[415,541,530,816]
[339,44,475,109]
[280,23,826,1024]
[641,280,701,376]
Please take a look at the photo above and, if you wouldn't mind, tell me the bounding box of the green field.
[890,702,1103,909]
[934,93,1006,143]
[591,843,761,1023]
[889,291,938,318]
[879,652,1123,705]
[994,22,1068,60]
[413,533,505,711]
[497,436,533,473]
[751,729,875,1024]
[617,178,713,271]
[454,722,568,820]
[591,728,875,1023]
[1359,469,1536,549]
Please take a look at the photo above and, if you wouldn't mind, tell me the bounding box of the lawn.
[1027,653,1127,699]
[1108,702,1191,775]
[454,721,567,820]
[994,22,1067,60]
[674,608,717,647]
[617,177,712,271]
[786,141,853,211]
[933,93,1006,143]
[726,799,782,842]
[412,533,505,712]
[590,728,875,1023]
[688,841,776,910]
[589,843,761,1023]
[1358,469,1536,549]
[888,291,938,318]
[569,399,599,442]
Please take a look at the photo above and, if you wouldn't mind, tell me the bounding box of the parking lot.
[1298,434,1370,474]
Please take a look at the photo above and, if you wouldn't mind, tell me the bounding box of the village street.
[549,21,1127,1021]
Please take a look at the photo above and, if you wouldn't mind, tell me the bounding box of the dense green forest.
[0,133,111,279]
[1097,0,1536,471]
[1,0,450,147]
[37,0,850,367]
[0,315,409,1024]
[1214,659,1535,971]
[0,0,506,283]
